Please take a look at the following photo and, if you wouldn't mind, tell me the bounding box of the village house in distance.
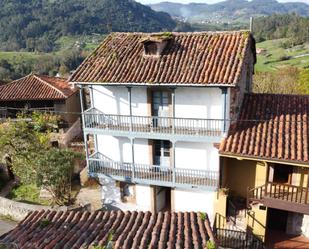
[70,31,256,220]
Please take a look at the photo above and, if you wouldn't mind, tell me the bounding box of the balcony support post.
[220,87,228,134]
[171,87,176,134]
[305,169,309,204]
[172,141,176,186]
[79,86,90,170]
[127,87,133,132]
[130,138,135,181]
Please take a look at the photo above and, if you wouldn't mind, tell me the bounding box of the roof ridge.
[33,74,68,98]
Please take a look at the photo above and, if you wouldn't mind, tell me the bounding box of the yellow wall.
[223,158,264,198]
[247,206,268,241]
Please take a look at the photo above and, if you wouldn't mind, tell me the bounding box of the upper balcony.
[83,108,226,142]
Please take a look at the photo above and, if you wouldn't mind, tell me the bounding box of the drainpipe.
[171,87,176,134]
[172,141,176,187]
[127,87,133,132]
[127,87,135,181]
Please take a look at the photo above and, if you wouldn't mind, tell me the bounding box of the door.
[153,140,171,168]
[152,91,170,127]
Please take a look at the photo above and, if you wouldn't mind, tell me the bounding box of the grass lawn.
[256,38,309,72]
[7,184,51,206]
[0,51,53,65]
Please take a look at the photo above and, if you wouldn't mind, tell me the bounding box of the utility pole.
[250,17,254,33]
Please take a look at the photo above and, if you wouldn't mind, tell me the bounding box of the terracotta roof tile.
[220,93,309,164]
[70,31,256,86]
[0,74,77,101]
[0,210,214,249]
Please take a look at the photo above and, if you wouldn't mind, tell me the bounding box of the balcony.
[88,153,219,190]
[247,182,309,214]
[83,108,226,142]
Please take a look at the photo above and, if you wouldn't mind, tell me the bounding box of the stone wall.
[0,196,90,221]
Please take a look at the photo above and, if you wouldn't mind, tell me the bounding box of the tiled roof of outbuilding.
[70,31,256,86]
[220,93,309,164]
[0,74,77,101]
[0,210,214,249]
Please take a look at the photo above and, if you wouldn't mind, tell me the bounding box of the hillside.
[255,39,309,72]
[0,0,176,52]
[149,0,309,24]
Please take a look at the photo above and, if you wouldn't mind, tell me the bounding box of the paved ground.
[0,219,17,236]
[75,186,102,211]
[266,230,309,249]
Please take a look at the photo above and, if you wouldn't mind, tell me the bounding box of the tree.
[37,148,80,205]
[0,112,82,205]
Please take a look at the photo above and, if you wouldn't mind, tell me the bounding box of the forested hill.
[254,14,309,46]
[0,0,176,52]
[149,0,309,24]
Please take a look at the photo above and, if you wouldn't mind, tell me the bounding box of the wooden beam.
[262,197,309,215]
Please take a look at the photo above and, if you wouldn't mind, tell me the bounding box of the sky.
[138,0,309,4]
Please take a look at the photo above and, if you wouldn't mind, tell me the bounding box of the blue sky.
[138,0,309,4]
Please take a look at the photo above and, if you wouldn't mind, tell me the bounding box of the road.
[0,219,17,236]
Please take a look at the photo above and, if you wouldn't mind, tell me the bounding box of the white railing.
[88,154,219,189]
[83,108,225,137]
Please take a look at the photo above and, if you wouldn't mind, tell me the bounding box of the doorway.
[154,186,171,212]
[153,140,171,168]
[267,208,289,232]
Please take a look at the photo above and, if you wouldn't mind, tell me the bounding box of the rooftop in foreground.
[0,210,214,249]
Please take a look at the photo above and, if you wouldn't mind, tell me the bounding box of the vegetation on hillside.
[253,67,309,95]
[0,0,176,52]
[254,14,309,47]
[0,49,85,81]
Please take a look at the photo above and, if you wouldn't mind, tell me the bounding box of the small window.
[144,42,158,55]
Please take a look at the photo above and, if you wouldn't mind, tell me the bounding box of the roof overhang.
[219,152,309,168]
[72,82,237,88]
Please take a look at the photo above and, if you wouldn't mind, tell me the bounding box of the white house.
[70,31,256,220]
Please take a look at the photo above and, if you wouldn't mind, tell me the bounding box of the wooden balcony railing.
[247,182,309,213]
[83,108,225,138]
[88,153,219,190]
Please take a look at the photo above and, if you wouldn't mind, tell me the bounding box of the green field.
[256,39,309,72]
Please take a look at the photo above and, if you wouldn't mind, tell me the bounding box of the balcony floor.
[91,167,217,189]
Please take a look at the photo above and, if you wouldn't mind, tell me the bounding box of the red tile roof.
[70,31,256,86]
[220,93,309,164]
[0,74,77,101]
[0,210,214,249]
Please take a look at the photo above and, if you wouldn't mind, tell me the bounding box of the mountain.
[149,0,309,24]
[0,0,177,52]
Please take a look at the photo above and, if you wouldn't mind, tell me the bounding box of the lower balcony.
[83,108,225,142]
[248,182,309,214]
[88,153,219,190]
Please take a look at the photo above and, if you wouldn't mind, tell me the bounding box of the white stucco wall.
[92,86,148,116]
[175,141,219,171]
[97,135,150,164]
[175,87,223,119]
[173,189,216,222]
[135,185,152,211]
[92,86,225,120]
